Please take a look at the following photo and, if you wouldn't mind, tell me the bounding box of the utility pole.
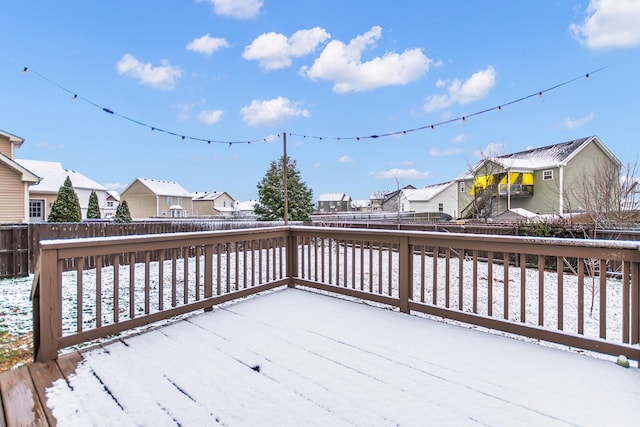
[283,132,289,225]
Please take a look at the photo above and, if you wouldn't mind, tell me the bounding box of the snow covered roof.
[191,191,234,201]
[132,178,191,197]
[369,191,388,200]
[317,192,349,202]
[16,159,106,193]
[401,181,453,202]
[459,136,619,179]
[351,199,370,208]
[235,200,258,211]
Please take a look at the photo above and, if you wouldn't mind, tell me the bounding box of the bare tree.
[461,148,505,221]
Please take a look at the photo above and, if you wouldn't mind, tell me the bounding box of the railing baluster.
[578,259,584,335]
[458,249,464,311]
[557,256,563,331]
[473,250,478,314]
[538,255,544,326]
[487,251,493,317]
[503,252,509,320]
[599,258,607,339]
[520,253,526,323]
[76,257,84,333]
[145,252,151,314]
[445,247,451,309]
[622,261,630,343]
[420,245,425,303]
[631,261,639,344]
[113,258,119,324]
[171,249,177,307]
[96,256,102,328]
[432,246,438,305]
[129,253,136,319]
[159,250,165,310]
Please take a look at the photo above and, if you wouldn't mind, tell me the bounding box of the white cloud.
[199,0,263,19]
[176,103,195,121]
[116,54,182,90]
[338,156,353,163]
[452,133,467,144]
[570,0,640,49]
[430,147,463,156]
[369,168,431,180]
[36,141,64,150]
[562,112,595,129]
[186,34,230,55]
[243,27,331,71]
[424,66,496,112]
[301,26,432,93]
[198,109,224,124]
[241,96,311,126]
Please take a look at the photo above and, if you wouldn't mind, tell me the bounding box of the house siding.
[0,167,27,223]
[121,181,158,219]
[0,137,13,158]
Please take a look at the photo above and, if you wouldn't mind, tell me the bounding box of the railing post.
[631,261,640,345]
[287,229,298,288]
[34,247,62,362]
[398,236,410,313]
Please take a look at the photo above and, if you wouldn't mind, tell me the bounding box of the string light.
[12,57,605,146]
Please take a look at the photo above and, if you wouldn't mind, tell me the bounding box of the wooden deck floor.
[2,288,640,426]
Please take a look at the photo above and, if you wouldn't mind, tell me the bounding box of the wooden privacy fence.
[31,226,640,365]
[0,220,290,278]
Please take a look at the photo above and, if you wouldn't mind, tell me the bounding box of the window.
[438,203,444,212]
[223,201,227,207]
[177,197,182,206]
[167,197,172,205]
[161,210,167,216]
[460,182,465,192]
[543,170,553,180]
[107,200,114,208]
[29,201,43,219]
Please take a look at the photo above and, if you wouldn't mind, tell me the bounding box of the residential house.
[398,181,458,218]
[16,159,108,222]
[316,193,352,213]
[456,136,621,219]
[381,185,416,212]
[120,178,192,219]
[369,191,387,212]
[104,191,120,219]
[192,191,236,217]
[351,199,371,212]
[233,200,259,218]
[0,130,40,223]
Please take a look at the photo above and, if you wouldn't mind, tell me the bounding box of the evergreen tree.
[86,190,101,219]
[114,200,132,223]
[48,176,82,222]
[255,156,314,221]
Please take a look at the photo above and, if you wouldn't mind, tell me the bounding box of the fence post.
[34,246,62,362]
[398,236,410,313]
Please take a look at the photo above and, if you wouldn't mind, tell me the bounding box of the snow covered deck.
[2,287,639,426]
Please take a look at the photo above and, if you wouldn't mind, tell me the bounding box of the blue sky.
[1,1,639,202]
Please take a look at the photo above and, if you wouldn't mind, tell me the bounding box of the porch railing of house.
[32,226,640,365]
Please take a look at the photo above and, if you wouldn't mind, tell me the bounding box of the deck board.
[0,364,48,427]
[2,288,640,426]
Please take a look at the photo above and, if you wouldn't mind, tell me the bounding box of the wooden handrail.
[32,226,640,364]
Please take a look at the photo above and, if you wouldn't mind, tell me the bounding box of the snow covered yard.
[44,288,640,426]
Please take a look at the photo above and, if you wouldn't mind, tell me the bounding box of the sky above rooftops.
[1,1,639,202]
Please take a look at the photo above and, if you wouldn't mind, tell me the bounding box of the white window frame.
[543,170,553,180]
[167,197,173,205]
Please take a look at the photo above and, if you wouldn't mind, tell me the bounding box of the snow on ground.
[45,288,640,427]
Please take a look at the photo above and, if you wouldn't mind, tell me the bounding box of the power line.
[6,53,604,145]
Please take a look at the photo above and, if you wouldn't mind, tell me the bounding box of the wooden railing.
[32,226,640,364]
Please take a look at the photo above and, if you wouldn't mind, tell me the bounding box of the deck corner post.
[286,231,298,288]
[398,236,411,314]
[34,247,62,362]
